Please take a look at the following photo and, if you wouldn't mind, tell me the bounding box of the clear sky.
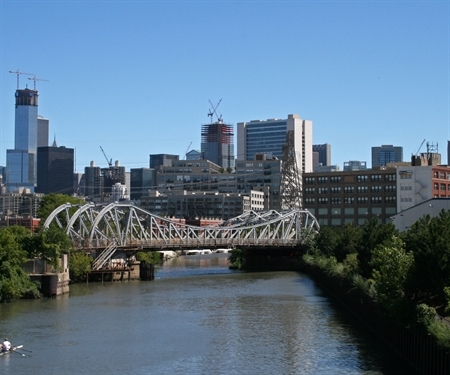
[0,0,448,173]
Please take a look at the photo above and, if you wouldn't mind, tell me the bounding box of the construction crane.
[9,70,35,89]
[414,139,426,156]
[100,146,113,167]
[184,141,193,160]
[28,75,49,90]
[208,99,223,123]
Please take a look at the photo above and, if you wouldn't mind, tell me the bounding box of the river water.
[0,253,411,375]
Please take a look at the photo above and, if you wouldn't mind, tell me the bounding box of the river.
[0,253,412,375]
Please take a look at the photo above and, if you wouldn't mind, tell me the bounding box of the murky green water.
[0,254,409,374]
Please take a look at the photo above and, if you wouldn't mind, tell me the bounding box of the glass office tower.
[6,88,40,192]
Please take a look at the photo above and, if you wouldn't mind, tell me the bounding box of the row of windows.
[433,171,450,180]
[433,183,450,191]
[306,206,396,216]
[304,186,396,194]
[305,196,396,204]
[305,174,396,184]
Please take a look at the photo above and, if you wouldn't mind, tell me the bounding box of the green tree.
[69,251,92,282]
[0,228,40,302]
[370,236,414,319]
[37,194,85,224]
[27,227,74,271]
[314,226,340,257]
[334,223,362,262]
[403,210,450,310]
[357,218,398,278]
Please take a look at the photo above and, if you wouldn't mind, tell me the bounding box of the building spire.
[52,134,58,147]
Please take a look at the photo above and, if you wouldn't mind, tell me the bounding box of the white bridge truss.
[43,202,320,252]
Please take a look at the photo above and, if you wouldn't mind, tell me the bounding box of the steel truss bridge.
[44,202,320,269]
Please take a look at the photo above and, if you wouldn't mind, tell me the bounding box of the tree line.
[305,210,450,348]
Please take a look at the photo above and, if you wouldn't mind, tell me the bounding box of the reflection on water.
[0,254,409,375]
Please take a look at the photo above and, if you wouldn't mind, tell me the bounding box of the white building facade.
[237,114,313,173]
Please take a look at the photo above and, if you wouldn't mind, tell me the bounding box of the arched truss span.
[44,202,320,250]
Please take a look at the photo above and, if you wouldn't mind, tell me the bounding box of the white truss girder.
[44,203,320,250]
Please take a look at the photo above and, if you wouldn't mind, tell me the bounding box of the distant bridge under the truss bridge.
[43,202,320,253]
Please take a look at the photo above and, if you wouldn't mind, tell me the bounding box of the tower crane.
[9,70,35,89]
[100,146,113,167]
[28,75,49,90]
[184,141,193,160]
[414,139,426,156]
[208,99,223,123]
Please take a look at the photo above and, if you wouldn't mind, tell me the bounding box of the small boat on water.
[0,345,25,357]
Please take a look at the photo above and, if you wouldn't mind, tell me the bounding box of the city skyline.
[1,1,448,172]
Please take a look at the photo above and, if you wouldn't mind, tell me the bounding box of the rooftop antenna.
[9,70,34,89]
[208,99,223,123]
[28,75,49,90]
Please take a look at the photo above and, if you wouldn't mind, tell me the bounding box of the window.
[385,174,396,181]
[318,197,328,204]
[434,171,439,178]
[305,198,315,205]
[441,184,446,191]
[385,185,396,192]
[357,197,368,203]
[371,186,382,192]
[318,177,328,183]
[434,183,439,190]
[305,187,315,194]
[440,172,446,179]
[331,176,341,183]
[318,187,328,194]
[371,175,382,181]
[371,196,382,203]
[357,186,368,193]
[331,187,341,194]
[331,197,341,204]
[305,177,315,184]
[344,197,354,204]
[344,186,354,193]
[357,175,368,182]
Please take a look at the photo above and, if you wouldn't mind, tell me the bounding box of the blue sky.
[0,0,448,172]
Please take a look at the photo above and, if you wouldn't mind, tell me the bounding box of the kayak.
[0,345,24,356]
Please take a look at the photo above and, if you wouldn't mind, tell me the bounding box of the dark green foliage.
[37,194,85,225]
[28,227,74,271]
[0,228,40,302]
[335,223,362,262]
[228,248,245,269]
[402,210,450,311]
[69,252,92,282]
[136,251,162,264]
[357,218,399,278]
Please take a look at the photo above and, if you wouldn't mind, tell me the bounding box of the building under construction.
[201,100,235,171]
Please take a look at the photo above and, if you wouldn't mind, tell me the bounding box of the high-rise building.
[313,144,331,167]
[130,168,155,200]
[6,88,40,192]
[37,116,49,148]
[447,140,450,166]
[237,114,313,173]
[343,160,367,171]
[83,162,101,199]
[36,143,74,195]
[372,145,403,168]
[201,121,235,170]
[149,154,179,169]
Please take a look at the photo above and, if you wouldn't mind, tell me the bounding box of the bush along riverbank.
[230,214,450,374]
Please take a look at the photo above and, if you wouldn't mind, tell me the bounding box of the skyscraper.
[6,88,48,192]
[371,145,403,168]
[312,144,331,167]
[237,114,313,173]
[36,143,74,195]
[201,121,235,170]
